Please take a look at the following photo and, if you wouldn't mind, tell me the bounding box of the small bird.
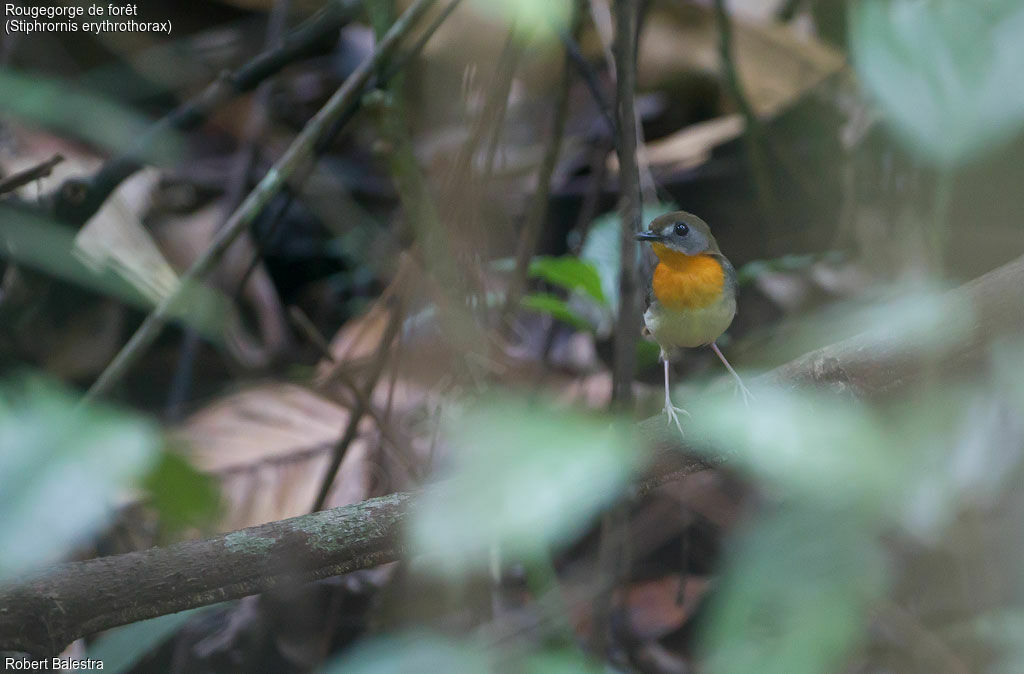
[635,211,752,434]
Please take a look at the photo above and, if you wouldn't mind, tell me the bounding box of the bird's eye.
[673,223,689,237]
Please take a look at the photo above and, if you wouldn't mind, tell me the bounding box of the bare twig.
[501,0,581,324]
[311,292,406,512]
[82,0,440,404]
[558,28,616,136]
[712,0,777,220]
[0,154,63,196]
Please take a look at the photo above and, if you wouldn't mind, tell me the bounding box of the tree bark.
[0,492,412,656]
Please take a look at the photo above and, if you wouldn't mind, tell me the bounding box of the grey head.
[635,210,721,256]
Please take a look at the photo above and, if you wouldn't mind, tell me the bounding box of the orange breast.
[651,243,725,310]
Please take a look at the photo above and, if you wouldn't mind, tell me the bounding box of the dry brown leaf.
[179,382,380,530]
[623,575,712,641]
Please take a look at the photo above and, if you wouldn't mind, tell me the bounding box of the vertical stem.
[611,0,641,409]
[712,0,777,223]
[501,0,581,324]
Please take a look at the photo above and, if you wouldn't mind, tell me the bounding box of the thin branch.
[711,0,777,220]
[558,29,616,136]
[611,0,642,408]
[501,0,580,324]
[82,0,440,404]
[311,294,405,512]
[0,154,64,196]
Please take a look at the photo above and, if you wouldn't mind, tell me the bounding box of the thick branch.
[4,254,1024,655]
[0,492,412,656]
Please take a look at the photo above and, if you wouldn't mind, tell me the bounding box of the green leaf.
[467,0,572,40]
[850,0,1024,165]
[0,68,181,161]
[0,378,161,579]
[685,386,899,512]
[143,450,220,532]
[735,253,837,286]
[88,606,213,674]
[521,292,593,331]
[409,398,640,576]
[529,255,607,305]
[701,506,887,674]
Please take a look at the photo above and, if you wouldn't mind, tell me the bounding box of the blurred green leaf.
[467,0,571,40]
[143,450,220,532]
[0,378,161,579]
[0,205,228,341]
[409,398,640,576]
[702,506,887,674]
[686,387,898,511]
[850,0,1024,165]
[952,610,1024,674]
[88,606,212,674]
[735,252,844,286]
[521,292,593,330]
[322,633,492,673]
[321,632,600,673]
[529,255,607,305]
[0,69,180,161]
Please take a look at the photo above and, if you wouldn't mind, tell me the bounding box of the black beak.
[635,231,662,241]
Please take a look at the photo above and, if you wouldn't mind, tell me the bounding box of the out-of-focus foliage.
[522,255,607,330]
[142,449,220,533]
[529,255,606,305]
[87,607,211,674]
[851,0,1024,165]
[321,631,601,673]
[0,69,180,161]
[521,292,592,330]
[409,397,641,576]
[701,507,887,674]
[684,338,1024,672]
[0,206,229,341]
[0,378,161,579]
[735,252,844,286]
[467,0,572,40]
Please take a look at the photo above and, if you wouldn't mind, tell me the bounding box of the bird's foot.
[663,403,690,436]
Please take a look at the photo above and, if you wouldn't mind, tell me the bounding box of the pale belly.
[644,294,736,351]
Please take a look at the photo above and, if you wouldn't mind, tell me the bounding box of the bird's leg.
[710,342,754,408]
[661,350,689,435]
